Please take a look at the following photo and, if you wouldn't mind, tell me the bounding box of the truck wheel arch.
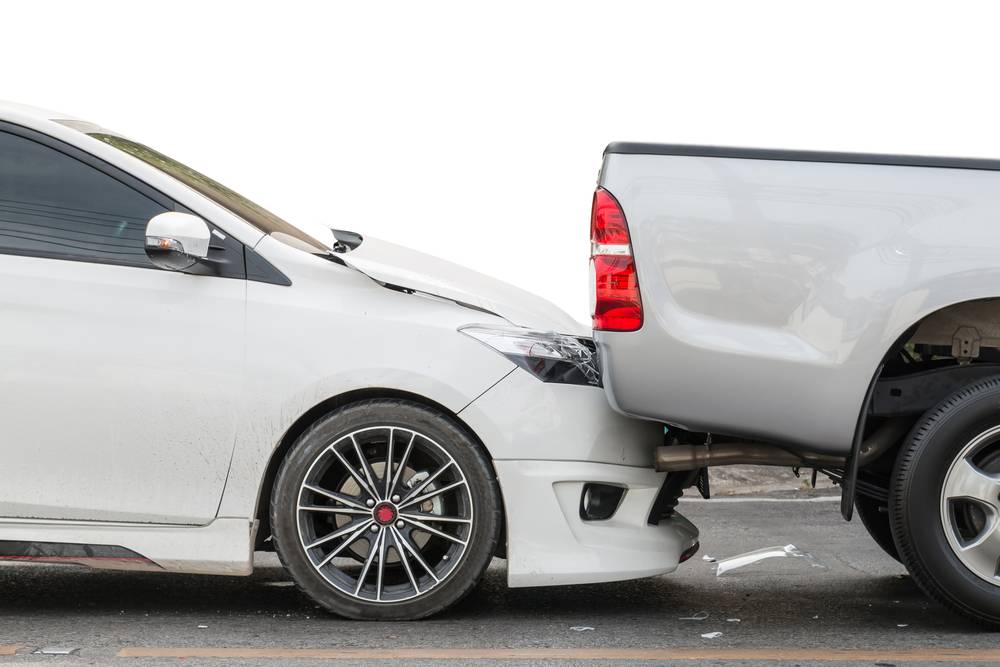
[863,296,1000,428]
[872,297,1000,385]
[842,297,1000,520]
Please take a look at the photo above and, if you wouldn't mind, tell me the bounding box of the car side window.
[0,130,168,267]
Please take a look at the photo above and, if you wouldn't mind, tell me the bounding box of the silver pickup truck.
[592,142,1000,626]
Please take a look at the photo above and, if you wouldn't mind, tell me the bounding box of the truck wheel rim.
[940,424,1000,586]
[296,426,474,603]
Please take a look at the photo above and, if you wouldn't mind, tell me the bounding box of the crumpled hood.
[337,235,586,335]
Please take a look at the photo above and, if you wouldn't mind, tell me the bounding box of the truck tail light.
[590,187,642,331]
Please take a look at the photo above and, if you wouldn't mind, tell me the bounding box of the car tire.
[271,399,502,620]
[855,494,900,563]
[890,377,1000,628]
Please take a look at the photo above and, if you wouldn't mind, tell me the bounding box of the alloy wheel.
[940,424,1000,586]
[296,426,474,603]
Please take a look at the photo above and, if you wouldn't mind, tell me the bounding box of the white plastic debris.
[34,647,79,655]
[701,555,717,563]
[197,624,208,629]
[897,624,909,628]
[678,611,709,621]
[700,632,723,639]
[569,626,594,632]
[715,544,826,576]
[726,618,741,623]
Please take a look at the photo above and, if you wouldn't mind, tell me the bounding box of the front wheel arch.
[253,389,504,553]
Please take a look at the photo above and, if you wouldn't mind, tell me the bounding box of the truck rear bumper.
[494,459,699,587]
[597,327,856,456]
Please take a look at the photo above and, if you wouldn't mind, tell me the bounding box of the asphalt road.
[0,492,997,666]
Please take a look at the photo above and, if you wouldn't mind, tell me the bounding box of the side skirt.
[0,517,256,576]
[0,540,157,571]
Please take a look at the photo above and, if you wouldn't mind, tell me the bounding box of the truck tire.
[855,495,899,563]
[890,377,1000,627]
[271,399,502,620]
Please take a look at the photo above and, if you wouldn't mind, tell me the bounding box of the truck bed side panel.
[597,153,1000,454]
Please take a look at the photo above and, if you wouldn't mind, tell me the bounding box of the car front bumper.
[459,368,699,587]
[493,459,698,587]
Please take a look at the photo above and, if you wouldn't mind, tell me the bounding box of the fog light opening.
[579,483,626,521]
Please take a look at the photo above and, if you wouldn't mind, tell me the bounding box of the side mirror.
[145,212,211,271]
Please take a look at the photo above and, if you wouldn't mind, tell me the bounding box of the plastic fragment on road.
[700,632,723,639]
[715,544,826,576]
[897,624,909,628]
[197,624,208,629]
[34,647,79,655]
[726,618,741,623]
[569,626,594,632]
[678,611,709,621]
[701,555,717,562]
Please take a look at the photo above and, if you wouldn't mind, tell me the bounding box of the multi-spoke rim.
[296,426,473,603]
[940,424,1000,586]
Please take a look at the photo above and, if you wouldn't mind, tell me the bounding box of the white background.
[4,1,998,322]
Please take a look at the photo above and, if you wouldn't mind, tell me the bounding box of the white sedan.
[0,102,697,619]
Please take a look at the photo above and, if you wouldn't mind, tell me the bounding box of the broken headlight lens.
[459,325,601,386]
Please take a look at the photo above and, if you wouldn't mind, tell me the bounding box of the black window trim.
[0,120,290,285]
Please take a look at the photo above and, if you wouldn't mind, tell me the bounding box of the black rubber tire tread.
[889,376,1000,628]
[855,494,900,563]
[270,399,502,620]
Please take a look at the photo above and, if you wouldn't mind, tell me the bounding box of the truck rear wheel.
[890,378,1000,627]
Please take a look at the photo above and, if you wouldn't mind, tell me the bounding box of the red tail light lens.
[590,188,642,331]
[590,188,630,245]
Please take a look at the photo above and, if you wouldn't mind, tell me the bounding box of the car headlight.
[459,324,601,386]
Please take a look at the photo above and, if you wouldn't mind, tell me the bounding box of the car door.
[0,128,245,525]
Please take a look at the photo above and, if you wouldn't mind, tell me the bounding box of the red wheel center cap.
[373,502,397,526]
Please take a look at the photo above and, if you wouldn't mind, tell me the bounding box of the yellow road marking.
[118,647,1000,661]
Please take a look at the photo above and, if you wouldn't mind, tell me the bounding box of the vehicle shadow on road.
[0,557,980,638]
[454,562,981,636]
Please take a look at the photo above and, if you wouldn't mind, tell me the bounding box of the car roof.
[0,99,83,125]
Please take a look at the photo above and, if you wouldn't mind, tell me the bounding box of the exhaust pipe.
[654,442,845,472]
[653,419,910,473]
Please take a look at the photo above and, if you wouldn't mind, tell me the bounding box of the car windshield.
[55,121,331,253]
